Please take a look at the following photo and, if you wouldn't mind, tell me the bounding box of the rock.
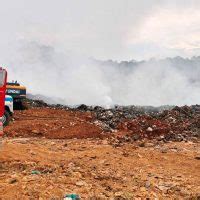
[137,153,143,158]
[157,185,169,193]
[77,104,89,111]
[195,156,200,160]
[31,130,41,135]
[157,182,174,193]
[101,140,108,145]
[29,150,36,155]
[140,187,146,192]
[145,181,151,188]
[145,142,154,147]
[99,160,106,164]
[72,172,82,179]
[8,178,17,184]
[90,156,97,159]
[146,127,153,132]
[63,143,68,147]
[139,142,145,147]
[75,180,87,187]
[161,148,168,153]
[114,191,123,196]
[132,133,140,141]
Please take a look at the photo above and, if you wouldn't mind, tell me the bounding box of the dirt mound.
[4,108,103,139]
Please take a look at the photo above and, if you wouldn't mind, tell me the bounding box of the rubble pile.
[26,101,170,132]
[118,105,200,142]
[25,98,71,110]
[25,99,48,108]
[20,99,200,142]
[76,104,171,131]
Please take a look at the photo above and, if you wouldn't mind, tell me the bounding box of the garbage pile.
[93,106,155,131]
[25,99,200,142]
[117,105,200,142]
[76,104,200,142]
[76,104,173,131]
[25,98,70,110]
[25,101,169,132]
[25,99,48,108]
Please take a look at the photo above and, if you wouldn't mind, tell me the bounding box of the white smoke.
[5,41,200,106]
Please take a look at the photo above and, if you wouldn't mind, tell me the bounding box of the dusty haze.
[0,0,200,106]
[6,41,200,106]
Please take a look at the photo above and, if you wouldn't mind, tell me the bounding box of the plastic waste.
[31,170,41,175]
[64,194,80,200]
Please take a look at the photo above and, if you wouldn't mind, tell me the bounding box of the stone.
[31,130,40,134]
[195,156,200,160]
[145,181,151,188]
[8,178,18,184]
[140,187,146,192]
[114,191,124,197]
[146,127,153,132]
[75,180,87,187]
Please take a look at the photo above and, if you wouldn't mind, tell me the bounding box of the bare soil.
[0,108,199,199]
[4,108,103,139]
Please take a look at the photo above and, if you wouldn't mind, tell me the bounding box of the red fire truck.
[0,68,7,136]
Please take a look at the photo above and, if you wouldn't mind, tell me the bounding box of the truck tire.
[2,110,11,126]
[14,100,28,110]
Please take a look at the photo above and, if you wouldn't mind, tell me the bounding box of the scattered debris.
[31,170,41,175]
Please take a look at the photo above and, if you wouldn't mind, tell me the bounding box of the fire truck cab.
[0,68,7,136]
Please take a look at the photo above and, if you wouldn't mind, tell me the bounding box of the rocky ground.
[0,101,200,199]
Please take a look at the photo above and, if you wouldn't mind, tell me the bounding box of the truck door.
[0,69,7,117]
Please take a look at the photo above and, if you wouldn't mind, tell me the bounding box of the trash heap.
[25,99,200,142]
[25,99,48,108]
[76,104,200,142]
[117,105,200,142]
[25,99,70,110]
[76,104,171,131]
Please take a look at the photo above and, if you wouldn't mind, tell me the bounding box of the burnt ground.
[0,104,200,199]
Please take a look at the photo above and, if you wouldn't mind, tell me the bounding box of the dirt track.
[0,108,200,199]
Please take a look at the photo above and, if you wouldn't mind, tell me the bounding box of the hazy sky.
[0,0,200,61]
[1,0,200,106]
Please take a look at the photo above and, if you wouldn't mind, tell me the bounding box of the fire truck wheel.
[2,110,11,126]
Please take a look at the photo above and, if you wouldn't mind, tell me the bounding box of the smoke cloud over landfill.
[6,41,200,106]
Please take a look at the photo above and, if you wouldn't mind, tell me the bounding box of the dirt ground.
[4,108,103,139]
[0,108,200,199]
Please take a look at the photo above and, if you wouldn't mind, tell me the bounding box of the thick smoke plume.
[6,41,200,106]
